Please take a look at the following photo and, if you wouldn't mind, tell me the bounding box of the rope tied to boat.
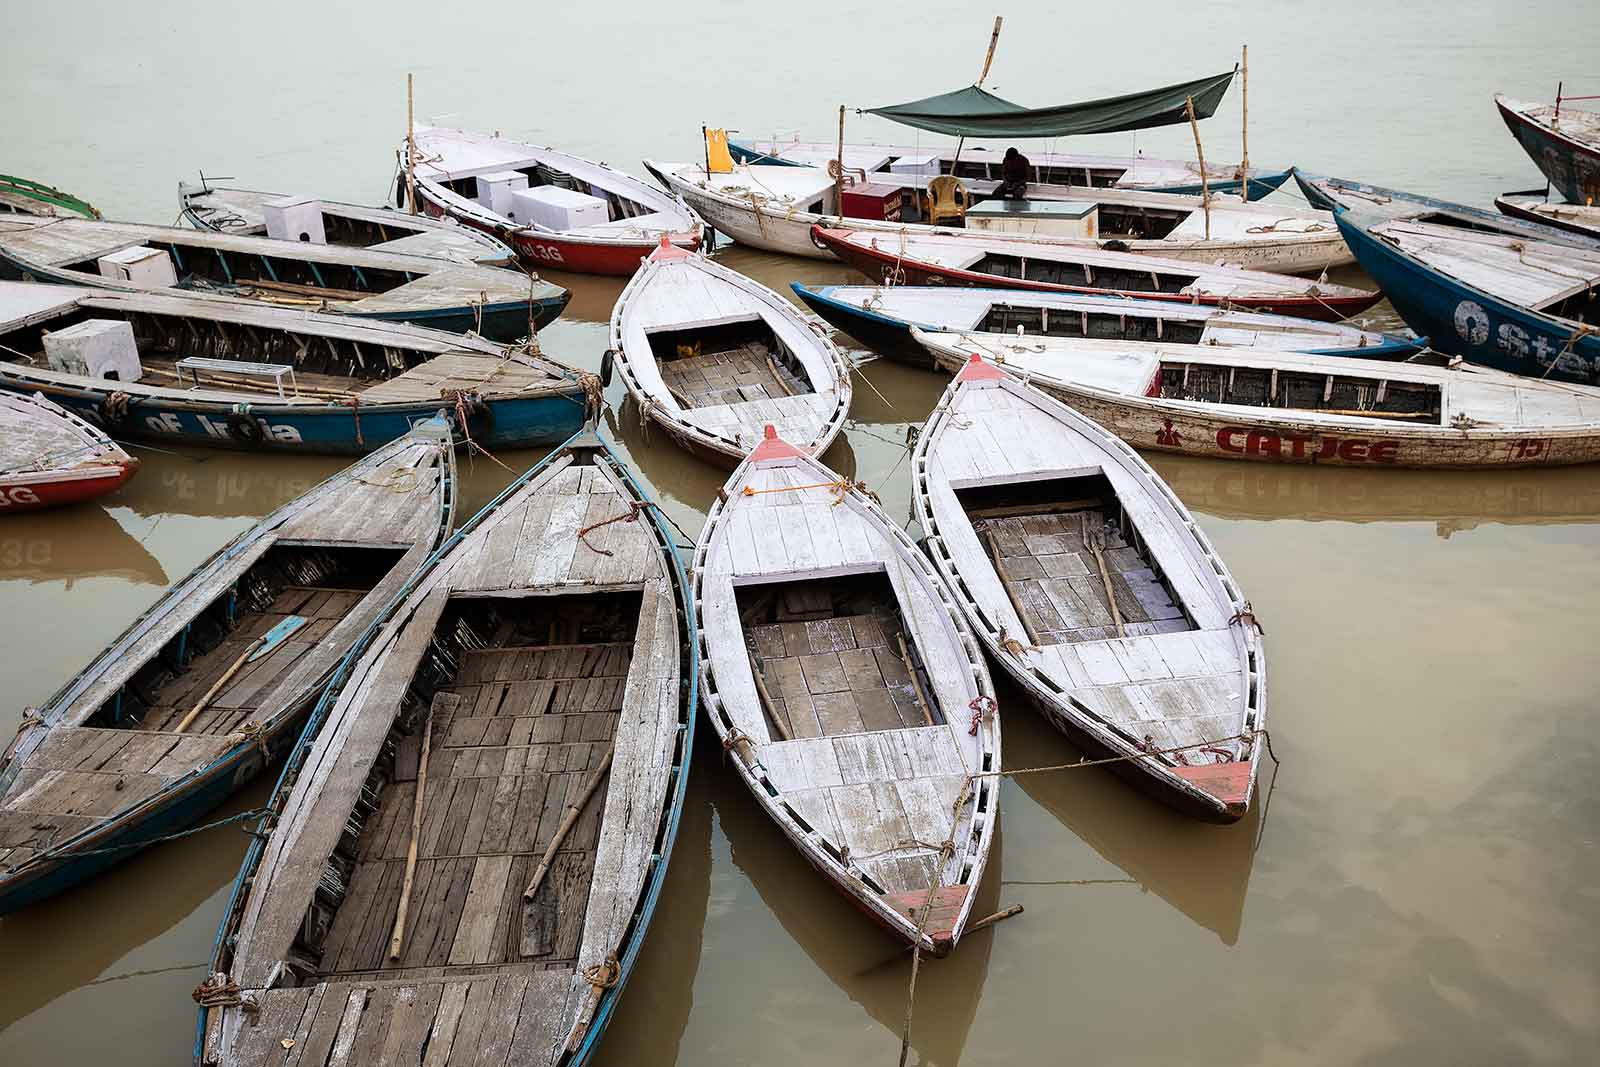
[995,626,1038,657]
[721,726,762,768]
[355,466,420,493]
[443,389,516,475]
[1539,323,1599,381]
[193,972,258,1015]
[1245,217,1328,234]
[347,395,363,446]
[581,953,621,991]
[1228,602,1266,633]
[741,478,880,507]
[967,695,997,736]
[577,500,653,556]
[234,720,270,760]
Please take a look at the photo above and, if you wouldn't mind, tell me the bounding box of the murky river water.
[4,2,1598,1063]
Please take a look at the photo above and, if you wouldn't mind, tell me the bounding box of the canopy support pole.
[1240,45,1249,202]
[835,105,846,212]
[951,17,1003,185]
[406,73,417,216]
[1185,96,1211,240]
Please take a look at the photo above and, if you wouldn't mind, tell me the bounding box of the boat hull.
[0,460,139,512]
[1494,191,1600,241]
[0,704,299,915]
[1334,213,1600,384]
[819,230,1377,322]
[1497,98,1600,206]
[418,197,702,276]
[0,376,587,455]
[927,349,1600,470]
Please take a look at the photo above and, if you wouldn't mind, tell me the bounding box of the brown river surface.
[3,2,1598,1063]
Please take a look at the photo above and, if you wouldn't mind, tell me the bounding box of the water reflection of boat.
[0,504,167,587]
[0,780,265,1035]
[1148,453,1600,536]
[713,764,1000,1065]
[117,446,346,520]
[1003,707,1261,945]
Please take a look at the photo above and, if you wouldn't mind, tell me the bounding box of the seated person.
[999,147,1031,199]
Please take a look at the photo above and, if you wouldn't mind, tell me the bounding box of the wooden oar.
[172,637,264,734]
[747,651,791,741]
[522,745,614,902]
[1082,515,1126,638]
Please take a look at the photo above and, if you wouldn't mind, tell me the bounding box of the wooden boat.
[1495,93,1600,206]
[793,283,1418,368]
[0,391,139,511]
[1495,190,1600,241]
[0,174,101,219]
[644,160,1351,272]
[200,430,695,1067]
[1332,212,1600,383]
[692,426,1000,954]
[608,240,850,468]
[911,355,1263,819]
[0,282,593,455]
[0,215,568,343]
[812,226,1380,322]
[0,421,455,914]
[728,137,1292,200]
[912,331,1600,469]
[1292,171,1600,250]
[179,181,517,267]
[409,127,702,276]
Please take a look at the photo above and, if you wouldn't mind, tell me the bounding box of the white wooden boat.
[179,181,517,267]
[0,421,455,914]
[0,390,139,511]
[692,427,1000,955]
[912,331,1600,469]
[410,127,702,275]
[642,160,1350,272]
[1494,190,1600,241]
[793,283,1417,367]
[911,356,1264,820]
[0,215,568,342]
[813,226,1380,321]
[608,240,850,468]
[202,431,694,1066]
[728,138,1290,199]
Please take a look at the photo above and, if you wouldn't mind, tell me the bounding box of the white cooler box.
[509,186,610,231]
[43,319,144,382]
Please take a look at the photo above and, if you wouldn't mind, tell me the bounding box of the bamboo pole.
[1185,96,1211,240]
[1240,46,1249,202]
[173,635,265,734]
[747,652,792,741]
[896,633,937,727]
[406,74,418,216]
[979,526,1042,646]
[522,747,614,901]
[965,903,1024,934]
[950,17,1004,180]
[702,123,712,181]
[388,700,437,960]
[834,105,846,211]
[1082,514,1126,638]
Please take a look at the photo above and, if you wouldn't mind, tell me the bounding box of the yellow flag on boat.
[704,128,735,174]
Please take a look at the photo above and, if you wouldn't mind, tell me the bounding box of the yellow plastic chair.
[925,175,970,226]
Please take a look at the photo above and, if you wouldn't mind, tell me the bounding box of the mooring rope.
[1,806,271,871]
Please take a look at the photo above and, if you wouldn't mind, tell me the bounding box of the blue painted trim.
[1335,211,1600,382]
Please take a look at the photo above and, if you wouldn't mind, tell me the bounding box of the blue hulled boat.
[1334,211,1600,383]
[0,283,593,454]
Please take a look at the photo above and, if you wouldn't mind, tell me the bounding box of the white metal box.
[96,246,178,287]
[508,185,610,231]
[263,195,327,244]
[967,199,1098,239]
[42,318,144,382]
[475,170,529,219]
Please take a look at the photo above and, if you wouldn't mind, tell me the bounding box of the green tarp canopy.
[864,69,1237,139]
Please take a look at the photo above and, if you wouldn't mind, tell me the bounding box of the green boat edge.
[0,173,103,219]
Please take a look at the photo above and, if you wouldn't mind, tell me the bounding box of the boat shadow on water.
[0,503,168,588]
[710,757,1001,1066]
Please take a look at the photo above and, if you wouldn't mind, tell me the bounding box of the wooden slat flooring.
[317,640,627,980]
[749,611,928,737]
[976,509,1189,644]
[658,344,810,409]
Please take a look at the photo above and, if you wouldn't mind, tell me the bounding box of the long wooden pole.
[388,699,436,960]
[1185,96,1211,240]
[173,636,265,734]
[951,17,1004,178]
[1240,46,1250,202]
[406,74,418,216]
[896,633,937,727]
[834,105,846,211]
[522,747,614,901]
